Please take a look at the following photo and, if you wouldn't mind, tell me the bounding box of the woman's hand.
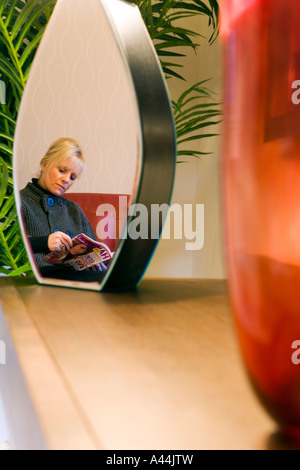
[48,232,73,252]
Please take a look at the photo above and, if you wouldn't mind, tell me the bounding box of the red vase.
[221,0,300,447]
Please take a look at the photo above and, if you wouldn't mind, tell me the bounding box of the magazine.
[42,233,113,271]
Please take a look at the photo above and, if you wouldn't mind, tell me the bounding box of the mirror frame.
[13,0,177,292]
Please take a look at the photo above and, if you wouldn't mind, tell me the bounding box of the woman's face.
[39,157,82,196]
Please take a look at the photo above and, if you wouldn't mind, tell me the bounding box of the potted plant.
[131,0,221,161]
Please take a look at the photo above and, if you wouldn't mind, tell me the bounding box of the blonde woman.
[20,137,107,281]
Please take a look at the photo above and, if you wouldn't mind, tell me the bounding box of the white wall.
[145,14,226,280]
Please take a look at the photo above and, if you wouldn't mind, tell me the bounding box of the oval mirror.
[13,0,176,292]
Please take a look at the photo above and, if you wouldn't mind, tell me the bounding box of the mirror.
[13,0,176,292]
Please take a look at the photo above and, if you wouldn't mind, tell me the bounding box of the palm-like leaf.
[131,0,219,80]
[0,157,31,276]
[173,81,221,161]
[0,0,57,277]
[132,0,221,161]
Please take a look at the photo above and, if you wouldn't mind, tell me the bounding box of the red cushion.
[64,193,130,252]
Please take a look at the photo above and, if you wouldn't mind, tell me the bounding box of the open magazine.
[42,233,113,271]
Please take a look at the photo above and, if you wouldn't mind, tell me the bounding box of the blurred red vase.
[221,0,300,447]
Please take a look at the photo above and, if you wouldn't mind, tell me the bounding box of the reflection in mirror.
[14,0,177,291]
[14,0,140,290]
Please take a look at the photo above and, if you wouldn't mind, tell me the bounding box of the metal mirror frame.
[13,0,177,292]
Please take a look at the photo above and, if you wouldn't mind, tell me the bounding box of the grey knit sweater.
[20,179,96,271]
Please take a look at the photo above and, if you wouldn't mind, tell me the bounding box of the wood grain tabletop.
[0,277,285,450]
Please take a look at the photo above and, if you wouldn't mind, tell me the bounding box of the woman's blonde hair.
[40,137,85,176]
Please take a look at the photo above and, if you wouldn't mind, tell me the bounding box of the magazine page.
[42,233,113,271]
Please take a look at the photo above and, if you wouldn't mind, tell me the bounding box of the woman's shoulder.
[62,197,81,209]
[20,182,35,202]
[20,181,32,194]
[62,197,86,216]
[20,179,45,202]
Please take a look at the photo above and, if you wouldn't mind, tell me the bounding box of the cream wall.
[145,14,227,280]
[14,0,139,197]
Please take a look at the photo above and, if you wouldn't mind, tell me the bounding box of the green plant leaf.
[133,0,219,81]
[0,158,8,206]
[0,110,16,126]
[172,79,222,160]
[0,0,56,277]
[177,133,219,145]
[7,263,33,277]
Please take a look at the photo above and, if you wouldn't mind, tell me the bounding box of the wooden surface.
[0,277,283,450]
